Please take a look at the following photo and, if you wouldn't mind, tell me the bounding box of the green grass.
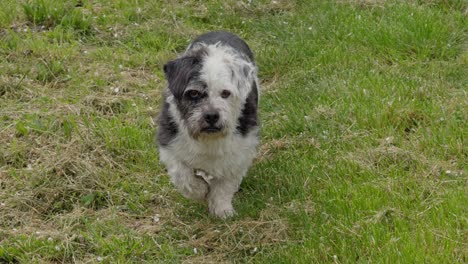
[1,0,466,262]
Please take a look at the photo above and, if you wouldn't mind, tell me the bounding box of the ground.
[0,0,466,263]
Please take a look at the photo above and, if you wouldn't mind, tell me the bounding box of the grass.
[0,0,466,262]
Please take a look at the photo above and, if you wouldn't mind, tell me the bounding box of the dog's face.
[163,45,255,139]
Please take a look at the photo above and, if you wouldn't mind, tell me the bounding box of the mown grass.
[0,0,466,263]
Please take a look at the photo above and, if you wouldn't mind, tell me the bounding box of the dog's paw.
[209,202,236,219]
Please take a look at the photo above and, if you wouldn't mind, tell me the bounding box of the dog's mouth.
[201,126,222,133]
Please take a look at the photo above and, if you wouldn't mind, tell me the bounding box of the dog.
[156,31,260,218]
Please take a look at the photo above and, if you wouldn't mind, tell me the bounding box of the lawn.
[0,0,466,263]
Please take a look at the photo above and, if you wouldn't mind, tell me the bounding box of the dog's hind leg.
[166,162,209,201]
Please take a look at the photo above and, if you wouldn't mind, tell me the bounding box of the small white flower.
[97,256,103,262]
[48,237,53,242]
[153,215,160,223]
[193,248,198,254]
[445,170,451,175]
[55,246,60,251]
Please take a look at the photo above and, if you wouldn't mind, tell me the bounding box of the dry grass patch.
[182,206,289,262]
[257,135,321,162]
[345,139,425,172]
[224,0,296,16]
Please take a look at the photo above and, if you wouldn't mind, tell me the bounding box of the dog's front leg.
[207,178,240,219]
[167,162,209,201]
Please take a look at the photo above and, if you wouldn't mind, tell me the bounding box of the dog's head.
[163,44,256,140]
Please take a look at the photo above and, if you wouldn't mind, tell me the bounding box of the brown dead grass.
[181,205,289,262]
[226,0,296,16]
[336,0,387,8]
[345,138,424,171]
[257,135,321,162]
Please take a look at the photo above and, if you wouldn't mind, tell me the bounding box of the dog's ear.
[230,61,256,101]
[163,56,202,99]
[163,59,181,84]
[242,65,252,79]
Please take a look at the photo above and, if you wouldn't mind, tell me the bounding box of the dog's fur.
[156,31,259,218]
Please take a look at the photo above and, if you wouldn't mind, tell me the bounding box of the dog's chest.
[171,133,258,176]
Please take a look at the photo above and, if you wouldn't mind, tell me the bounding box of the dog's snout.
[204,111,219,124]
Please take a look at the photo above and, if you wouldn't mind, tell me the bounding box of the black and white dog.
[157,31,259,218]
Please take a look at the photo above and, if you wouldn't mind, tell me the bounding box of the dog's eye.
[221,90,231,99]
[186,90,201,99]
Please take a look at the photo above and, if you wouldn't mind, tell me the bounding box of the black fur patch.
[163,50,205,100]
[236,81,259,136]
[157,101,178,146]
[163,48,209,125]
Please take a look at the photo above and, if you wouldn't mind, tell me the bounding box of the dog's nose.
[204,111,219,125]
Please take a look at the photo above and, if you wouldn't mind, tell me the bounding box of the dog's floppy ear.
[163,56,202,99]
[229,61,256,101]
[163,60,177,82]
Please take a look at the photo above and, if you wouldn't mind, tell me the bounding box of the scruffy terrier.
[156,31,259,218]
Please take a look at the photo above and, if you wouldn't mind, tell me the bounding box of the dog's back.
[188,31,254,62]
